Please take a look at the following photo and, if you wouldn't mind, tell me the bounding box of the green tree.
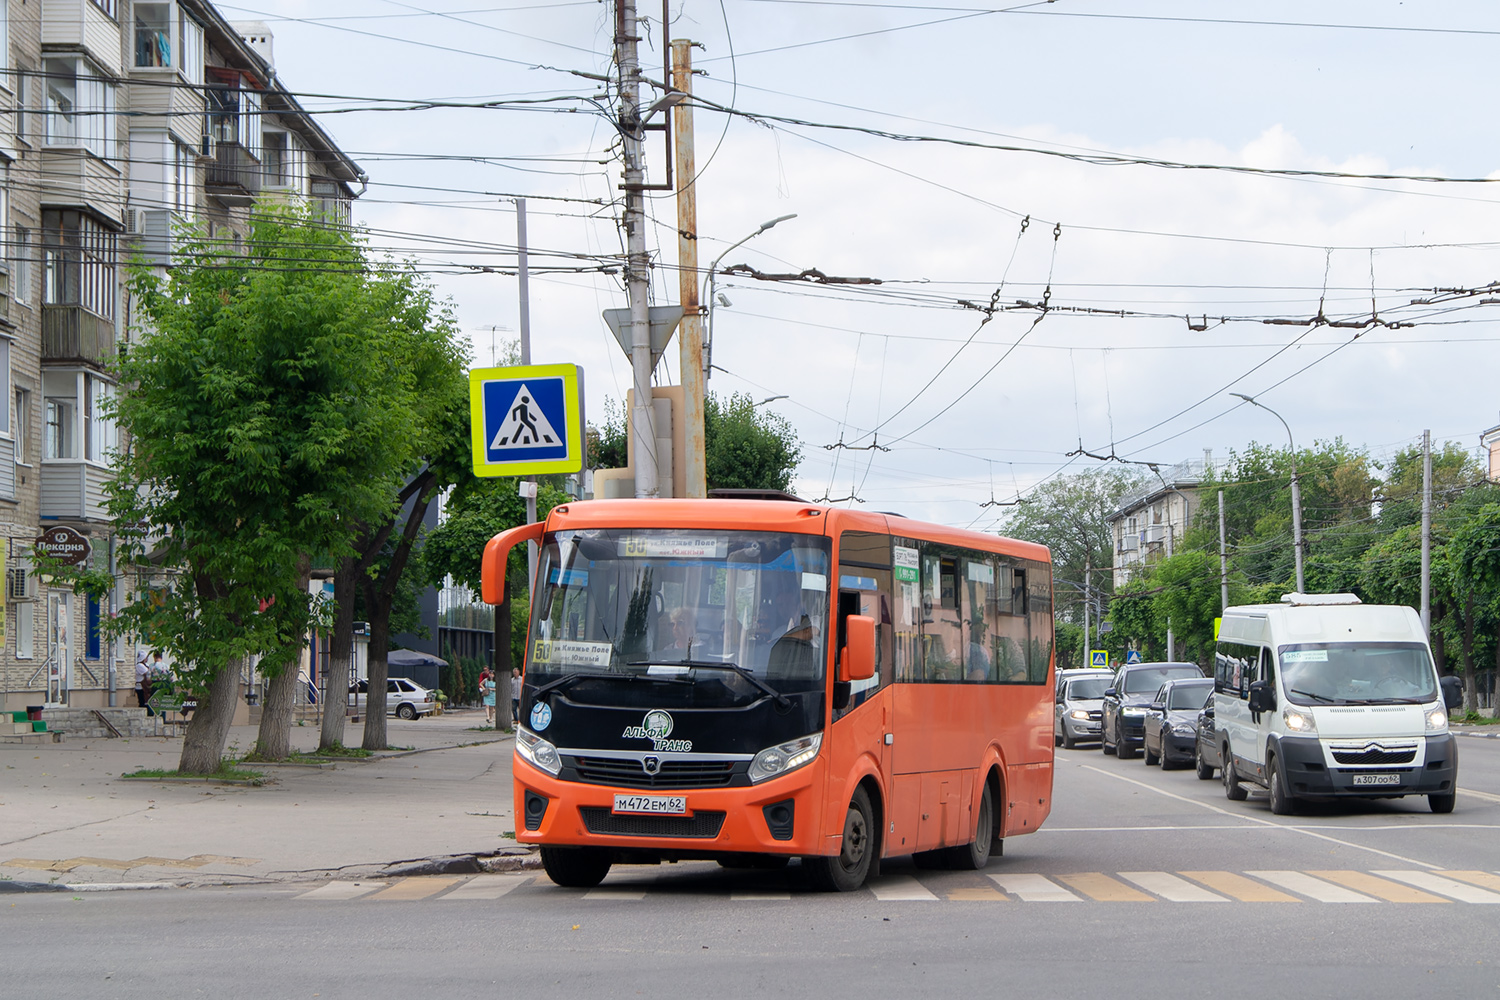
[114,205,428,773]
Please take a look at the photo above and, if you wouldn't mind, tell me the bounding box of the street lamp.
[754,395,788,407]
[1231,392,1305,593]
[703,214,797,379]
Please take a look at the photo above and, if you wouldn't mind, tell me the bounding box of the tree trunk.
[254,667,301,760]
[496,577,512,730]
[1460,589,1477,714]
[361,604,391,750]
[1431,602,1447,675]
[178,657,244,774]
[319,558,358,750]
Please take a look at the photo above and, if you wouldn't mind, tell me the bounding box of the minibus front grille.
[565,755,742,790]
[579,807,726,838]
[1331,746,1417,765]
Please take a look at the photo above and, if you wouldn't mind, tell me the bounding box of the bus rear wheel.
[805,787,875,892]
[945,780,996,871]
[540,846,612,888]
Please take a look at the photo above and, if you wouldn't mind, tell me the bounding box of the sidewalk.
[0,707,529,890]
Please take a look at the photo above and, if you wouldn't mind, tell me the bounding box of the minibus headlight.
[1283,708,1317,733]
[748,733,823,784]
[1069,709,1091,721]
[516,727,562,776]
[1425,706,1448,732]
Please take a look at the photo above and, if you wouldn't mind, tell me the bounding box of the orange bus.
[482,495,1055,891]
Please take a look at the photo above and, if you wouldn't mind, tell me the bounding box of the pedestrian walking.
[511,667,521,724]
[480,668,496,725]
[135,651,154,715]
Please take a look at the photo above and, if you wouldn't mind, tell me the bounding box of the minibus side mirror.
[839,615,876,683]
[1247,681,1275,715]
[1440,675,1463,712]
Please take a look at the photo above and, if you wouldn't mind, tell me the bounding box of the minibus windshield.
[525,528,831,707]
[1279,642,1438,706]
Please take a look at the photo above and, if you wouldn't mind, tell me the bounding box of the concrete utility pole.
[1082,555,1091,664]
[1421,428,1432,634]
[1219,489,1229,612]
[672,39,706,498]
[1167,617,1174,662]
[617,0,658,497]
[1232,393,1304,593]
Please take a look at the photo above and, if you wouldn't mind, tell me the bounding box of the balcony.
[205,144,262,207]
[42,305,116,368]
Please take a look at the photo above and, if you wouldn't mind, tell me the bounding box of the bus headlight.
[516,727,562,776]
[1283,708,1317,733]
[1425,706,1448,732]
[748,733,823,784]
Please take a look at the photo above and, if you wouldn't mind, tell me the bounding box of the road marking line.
[729,890,792,901]
[868,875,939,901]
[1247,871,1378,903]
[1372,870,1500,903]
[987,874,1080,902]
[1436,870,1500,893]
[440,875,532,900]
[1080,764,1440,869]
[946,886,1007,901]
[1179,871,1298,902]
[295,881,387,901]
[584,887,648,900]
[1308,870,1449,903]
[1057,872,1154,902]
[366,877,463,901]
[1117,871,1228,902]
[1457,787,1500,804]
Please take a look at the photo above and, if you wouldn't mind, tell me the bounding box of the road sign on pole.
[1090,650,1108,668]
[1126,649,1142,664]
[469,364,584,477]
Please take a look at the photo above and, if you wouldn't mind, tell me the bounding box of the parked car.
[349,677,436,720]
[1143,677,1215,768]
[1055,671,1112,748]
[1194,701,1220,780]
[1101,662,1205,759]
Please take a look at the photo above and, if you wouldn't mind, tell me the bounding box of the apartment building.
[0,0,363,712]
[1106,456,1210,590]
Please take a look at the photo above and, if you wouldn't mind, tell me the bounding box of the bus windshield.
[527,528,832,707]
[1279,642,1438,706]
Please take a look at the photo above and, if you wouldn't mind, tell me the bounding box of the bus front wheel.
[805,787,875,892]
[540,846,612,888]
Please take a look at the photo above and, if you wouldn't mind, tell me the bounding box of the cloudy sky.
[220,0,1500,525]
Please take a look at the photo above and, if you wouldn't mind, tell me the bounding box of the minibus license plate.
[1352,773,1400,786]
[613,794,687,815]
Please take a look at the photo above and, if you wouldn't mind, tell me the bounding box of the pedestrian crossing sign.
[469,364,585,477]
[1090,650,1108,668]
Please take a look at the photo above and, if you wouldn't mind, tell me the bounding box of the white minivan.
[1214,593,1462,815]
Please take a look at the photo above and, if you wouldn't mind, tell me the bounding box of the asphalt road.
[11,735,1500,999]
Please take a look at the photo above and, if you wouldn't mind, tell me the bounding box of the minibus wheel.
[1429,792,1456,814]
[1268,759,1297,816]
[1222,747,1248,802]
[540,846,612,888]
[805,787,874,891]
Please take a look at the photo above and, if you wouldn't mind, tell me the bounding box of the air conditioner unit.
[1119,535,1139,552]
[7,566,35,601]
[123,208,141,234]
[1144,524,1167,544]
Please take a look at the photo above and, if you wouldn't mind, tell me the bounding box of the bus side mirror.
[1440,675,1463,712]
[839,615,876,683]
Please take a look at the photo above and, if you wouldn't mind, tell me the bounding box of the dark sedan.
[1101,662,1205,759]
[1194,701,1220,780]
[1143,677,1214,769]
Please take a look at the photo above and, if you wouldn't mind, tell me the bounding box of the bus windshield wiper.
[626,659,793,709]
[529,669,692,701]
[1289,688,1340,703]
[1367,696,1427,705]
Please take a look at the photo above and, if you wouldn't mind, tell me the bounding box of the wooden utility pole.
[618,0,658,497]
[673,39,707,497]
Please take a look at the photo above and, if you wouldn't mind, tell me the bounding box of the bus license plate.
[613,794,687,815]
[1352,773,1400,786]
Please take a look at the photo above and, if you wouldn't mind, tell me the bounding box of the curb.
[0,881,173,894]
[1454,729,1500,740]
[117,775,267,786]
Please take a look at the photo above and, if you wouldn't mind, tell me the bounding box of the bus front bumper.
[513,753,830,857]
[1274,734,1458,798]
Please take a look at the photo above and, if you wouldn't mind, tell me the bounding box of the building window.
[263,130,286,186]
[172,140,194,215]
[42,210,117,320]
[181,10,204,86]
[15,386,30,464]
[17,63,33,145]
[134,3,171,68]
[90,0,117,17]
[86,597,102,659]
[14,225,29,304]
[208,78,263,160]
[86,375,115,461]
[312,179,351,226]
[0,340,9,435]
[44,57,116,160]
[45,395,74,459]
[42,372,113,463]
[16,599,32,659]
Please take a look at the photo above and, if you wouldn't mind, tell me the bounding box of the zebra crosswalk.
[289,868,1500,905]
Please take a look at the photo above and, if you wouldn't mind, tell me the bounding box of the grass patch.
[123,762,265,782]
[1456,711,1500,726]
[292,744,374,760]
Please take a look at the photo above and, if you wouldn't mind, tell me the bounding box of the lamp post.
[703,214,797,380]
[1231,392,1305,593]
